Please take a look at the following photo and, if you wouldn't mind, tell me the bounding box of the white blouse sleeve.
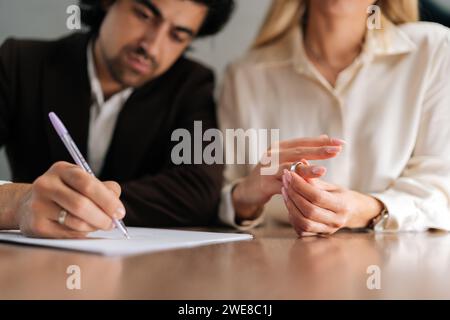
[371,33,450,232]
[217,65,264,230]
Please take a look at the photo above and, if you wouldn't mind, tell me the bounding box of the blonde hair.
[253,0,419,48]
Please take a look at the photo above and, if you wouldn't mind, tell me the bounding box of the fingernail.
[285,172,292,183]
[331,138,346,145]
[110,221,116,230]
[281,187,288,202]
[312,167,324,175]
[115,207,126,219]
[326,147,341,154]
[282,174,288,189]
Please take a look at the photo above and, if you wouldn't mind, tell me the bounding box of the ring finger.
[58,210,99,233]
[282,188,335,234]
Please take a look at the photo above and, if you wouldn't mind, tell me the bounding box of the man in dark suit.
[0,0,234,238]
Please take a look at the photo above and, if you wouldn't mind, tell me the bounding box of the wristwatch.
[369,206,389,230]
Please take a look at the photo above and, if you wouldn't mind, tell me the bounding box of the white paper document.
[0,227,253,256]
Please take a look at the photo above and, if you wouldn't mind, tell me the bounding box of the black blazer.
[0,33,224,227]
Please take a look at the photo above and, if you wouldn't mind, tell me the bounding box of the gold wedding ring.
[58,210,68,226]
[290,160,308,172]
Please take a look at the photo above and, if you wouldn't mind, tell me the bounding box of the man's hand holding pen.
[0,161,126,238]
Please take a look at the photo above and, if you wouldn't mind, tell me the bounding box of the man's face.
[97,0,207,88]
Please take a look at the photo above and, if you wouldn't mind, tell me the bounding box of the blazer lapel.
[42,33,92,164]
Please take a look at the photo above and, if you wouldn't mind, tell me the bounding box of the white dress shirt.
[218,22,450,232]
[0,41,133,185]
[86,42,133,175]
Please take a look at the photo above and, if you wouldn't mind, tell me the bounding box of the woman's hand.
[281,167,384,236]
[232,135,346,221]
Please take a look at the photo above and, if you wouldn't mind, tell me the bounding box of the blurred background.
[421,0,450,26]
[0,0,449,180]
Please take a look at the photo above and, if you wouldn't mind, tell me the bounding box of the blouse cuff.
[371,190,450,232]
[219,179,264,230]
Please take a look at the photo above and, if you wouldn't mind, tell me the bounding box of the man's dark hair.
[80,0,235,37]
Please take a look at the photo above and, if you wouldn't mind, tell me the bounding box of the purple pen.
[49,112,130,239]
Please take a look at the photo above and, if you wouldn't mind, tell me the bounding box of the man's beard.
[101,45,159,89]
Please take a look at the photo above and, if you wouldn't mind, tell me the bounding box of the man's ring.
[58,210,68,226]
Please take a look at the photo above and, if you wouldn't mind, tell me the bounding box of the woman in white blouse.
[219,0,450,234]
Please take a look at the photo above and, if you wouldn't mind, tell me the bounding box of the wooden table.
[1,225,450,299]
